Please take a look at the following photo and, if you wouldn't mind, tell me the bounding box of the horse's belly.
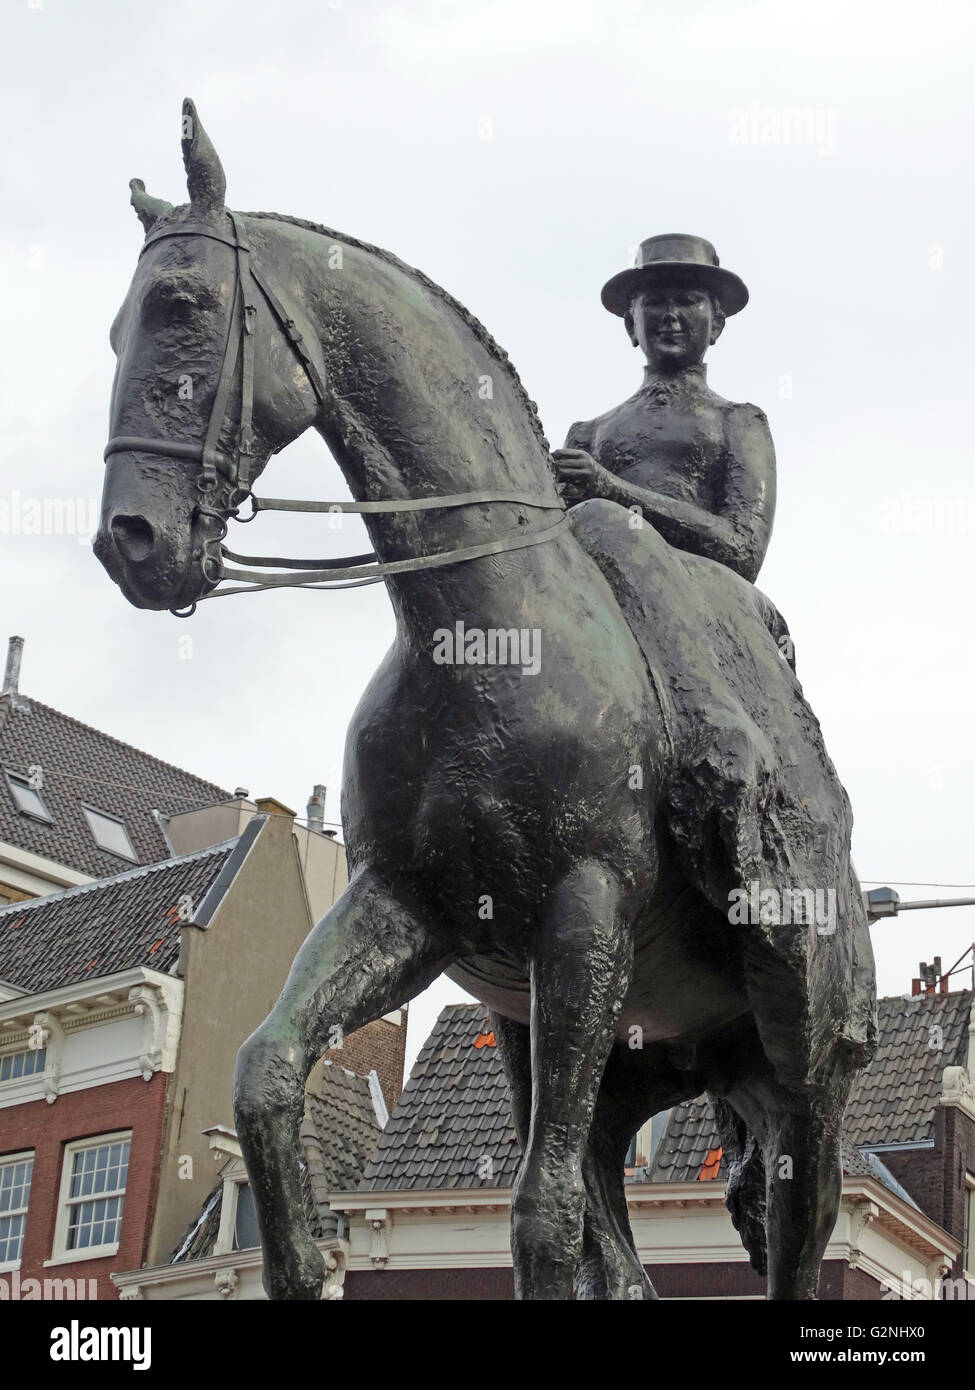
[447,896,749,1044]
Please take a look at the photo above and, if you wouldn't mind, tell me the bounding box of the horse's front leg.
[512,859,633,1300]
[233,870,450,1300]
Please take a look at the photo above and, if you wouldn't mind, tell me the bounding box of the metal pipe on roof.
[2,636,24,696]
[306,784,327,835]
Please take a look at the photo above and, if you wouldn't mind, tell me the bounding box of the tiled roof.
[648,991,972,1195]
[647,1093,721,1183]
[357,1003,521,1192]
[646,1104,910,1202]
[0,693,230,877]
[0,841,236,992]
[171,1064,382,1261]
[170,1184,223,1261]
[303,1063,384,1197]
[844,992,971,1146]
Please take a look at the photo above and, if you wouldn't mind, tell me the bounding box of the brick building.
[330,999,967,1300]
[113,1061,389,1300]
[142,986,972,1301]
[0,635,399,1300]
[0,635,230,904]
[0,843,235,1299]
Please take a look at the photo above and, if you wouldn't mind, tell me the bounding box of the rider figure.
[552,234,776,588]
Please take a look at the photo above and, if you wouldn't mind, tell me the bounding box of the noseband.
[103,212,566,617]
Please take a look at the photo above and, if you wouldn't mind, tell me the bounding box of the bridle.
[103,211,567,617]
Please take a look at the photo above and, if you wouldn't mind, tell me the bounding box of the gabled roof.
[357,1003,520,1192]
[355,992,972,1205]
[303,1062,384,1196]
[648,991,972,1196]
[0,840,237,992]
[647,1093,721,1183]
[844,992,972,1146]
[170,1063,383,1261]
[645,1099,915,1206]
[0,692,230,877]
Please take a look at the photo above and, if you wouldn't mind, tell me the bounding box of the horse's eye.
[142,277,215,325]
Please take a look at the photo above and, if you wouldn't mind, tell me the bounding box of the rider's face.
[628,283,718,372]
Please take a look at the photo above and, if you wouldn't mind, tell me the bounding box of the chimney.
[306,783,327,835]
[912,957,948,996]
[2,637,24,696]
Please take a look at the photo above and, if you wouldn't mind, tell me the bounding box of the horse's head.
[95,99,326,612]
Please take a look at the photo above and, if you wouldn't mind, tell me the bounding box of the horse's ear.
[181,97,226,212]
[129,178,173,234]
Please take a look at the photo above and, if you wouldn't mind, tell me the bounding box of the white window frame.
[4,768,52,823]
[0,1044,46,1084]
[80,804,137,862]
[213,1162,253,1256]
[49,1131,131,1265]
[964,1174,975,1281]
[0,1149,34,1273]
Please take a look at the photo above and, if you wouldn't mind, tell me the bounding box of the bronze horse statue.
[95,101,876,1300]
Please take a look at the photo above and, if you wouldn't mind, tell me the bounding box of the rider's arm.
[557,406,775,584]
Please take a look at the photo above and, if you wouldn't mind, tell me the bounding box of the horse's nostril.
[111,515,155,563]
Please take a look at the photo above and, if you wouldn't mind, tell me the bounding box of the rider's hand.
[551,448,608,503]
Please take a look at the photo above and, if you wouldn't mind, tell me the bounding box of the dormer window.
[81,805,137,861]
[4,769,52,823]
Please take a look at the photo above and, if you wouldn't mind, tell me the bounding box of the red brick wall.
[0,1073,168,1300]
[879,1104,975,1290]
[941,1107,975,1285]
[343,1259,880,1301]
[880,1123,948,1232]
[344,1266,515,1300]
[324,1012,408,1111]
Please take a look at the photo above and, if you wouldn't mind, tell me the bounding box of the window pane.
[64,1141,129,1251]
[67,1194,124,1251]
[5,772,51,822]
[81,807,137,860]
[0,1156,33,1262]
[0,1049,43,1083]
[0,1211,26,1264]
[233,1184,261,1251]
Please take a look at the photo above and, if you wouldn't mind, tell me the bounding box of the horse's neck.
[286,228,565,625]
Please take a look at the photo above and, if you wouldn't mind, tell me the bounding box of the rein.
[103,212,566,617]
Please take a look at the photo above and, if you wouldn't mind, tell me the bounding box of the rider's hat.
[601,234,749,318]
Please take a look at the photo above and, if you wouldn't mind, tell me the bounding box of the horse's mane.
[244,210,550,453]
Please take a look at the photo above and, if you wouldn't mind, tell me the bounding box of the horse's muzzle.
[94,510,206,613]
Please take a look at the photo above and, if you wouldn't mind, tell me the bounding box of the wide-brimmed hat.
[601,234,749,317]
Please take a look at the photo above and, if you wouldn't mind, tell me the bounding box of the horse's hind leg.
[234,870,449,1300]
[512,859,632,1300]
[762,1071,852,1299]
[728,1057,854,1299]
[710,1094,768,1280]
[577,1045,704,1301]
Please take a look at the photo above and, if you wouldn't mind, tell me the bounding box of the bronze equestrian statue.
[95,101,876,1300]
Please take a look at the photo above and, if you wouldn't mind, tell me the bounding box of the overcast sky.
[2,0,974,1072]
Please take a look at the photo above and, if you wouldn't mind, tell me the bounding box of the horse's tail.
[710,1095,767,1277]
